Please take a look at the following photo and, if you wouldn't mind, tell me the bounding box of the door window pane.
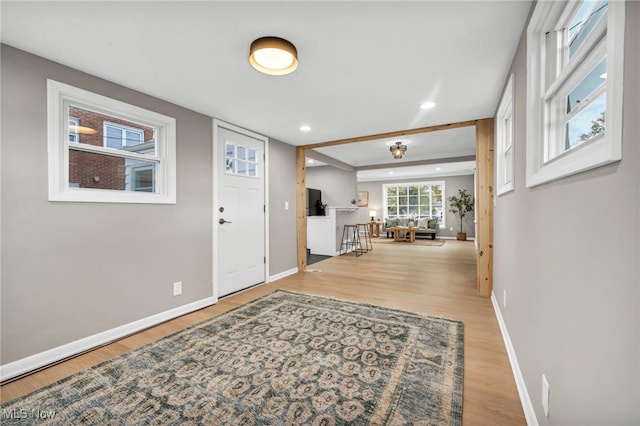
[237,160,247,175]
[248,162,257,177]
[225,143,259,178]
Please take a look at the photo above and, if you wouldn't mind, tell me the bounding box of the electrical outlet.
[541,374,550,417]
[173,281,182,296]
[503,290,507,308]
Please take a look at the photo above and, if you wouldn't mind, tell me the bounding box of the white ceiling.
[310,126,477,181]
[1,0,531,179]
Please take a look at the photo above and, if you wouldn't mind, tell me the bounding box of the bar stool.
[358,223,372,252]
[340,224,363,256]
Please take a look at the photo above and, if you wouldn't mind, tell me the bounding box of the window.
[68,117,80,143]
[47,80,176,203]
[526,0,625,187]
[131,165,154,192]
[383,181,445,228]
[496,73,515,195]
[103,122,145,150]
[225,143,259,178]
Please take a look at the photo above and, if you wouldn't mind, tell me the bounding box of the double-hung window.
[496,73,515,195]
[526,0,625,187]
[48,80,176,203]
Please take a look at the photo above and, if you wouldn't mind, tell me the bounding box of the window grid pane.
[568,0,608,59]
[68,151,157,193]
[384,182,444,226]
[565,92,606,149]
[566,57,607,113]
[225,143,259,178]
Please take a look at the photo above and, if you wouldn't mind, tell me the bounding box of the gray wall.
[267,139,297,274]
[0,45,297,364]
[358,174,476,239]
[493,2,639,424]
[306,165,358,207]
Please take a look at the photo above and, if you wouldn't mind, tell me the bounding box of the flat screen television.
[306,188,323,216]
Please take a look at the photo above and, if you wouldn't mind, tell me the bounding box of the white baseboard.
[491,291,538,426]
[439,236,476,241]
[268,267,298,282]
[0,296,217,382]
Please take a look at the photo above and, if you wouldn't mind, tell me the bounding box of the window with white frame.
[496,73,515,195]
[47,80,176,203]
[526,0,625,187]
[68,117,80,143]
[383,181,445,228]
[103,122,145,150]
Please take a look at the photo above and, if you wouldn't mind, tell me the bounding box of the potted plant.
[448,189,474,241]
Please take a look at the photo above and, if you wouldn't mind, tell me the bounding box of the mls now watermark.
[3,408,57,420]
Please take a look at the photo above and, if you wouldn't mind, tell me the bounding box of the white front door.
[213,120,267,298]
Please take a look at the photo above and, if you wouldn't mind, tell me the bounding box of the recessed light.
[420,101,436,109]
[435,167,442,171]
[307,159,314,164]
[300,125,311,132]
[388,171,394,175]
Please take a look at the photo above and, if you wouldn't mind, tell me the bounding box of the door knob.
[219,218,232,224]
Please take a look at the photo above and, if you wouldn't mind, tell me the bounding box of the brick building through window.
[68,106,156,192]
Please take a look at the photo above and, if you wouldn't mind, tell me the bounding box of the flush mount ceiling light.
[249,37,298,76]
[390,141,407,159]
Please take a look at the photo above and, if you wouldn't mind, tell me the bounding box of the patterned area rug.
[372,237,446,247]
[1,290,464,425]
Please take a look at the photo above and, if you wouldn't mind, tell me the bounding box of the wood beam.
[295,117,494,294]
[303,119,479,149]
[475,118,494,297]
[355,155,476,171]
[305,150,355,172]
[296,146,307,272]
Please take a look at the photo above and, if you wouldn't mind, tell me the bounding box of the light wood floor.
[1,239,526,425]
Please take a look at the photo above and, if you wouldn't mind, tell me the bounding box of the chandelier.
[390,141,407,159]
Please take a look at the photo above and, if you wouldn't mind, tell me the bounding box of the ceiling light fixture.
[390,141,407,159]
[420,101,436,109]
[300,125,311,132]
[249,37,298,76]
[68,125,97,135]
